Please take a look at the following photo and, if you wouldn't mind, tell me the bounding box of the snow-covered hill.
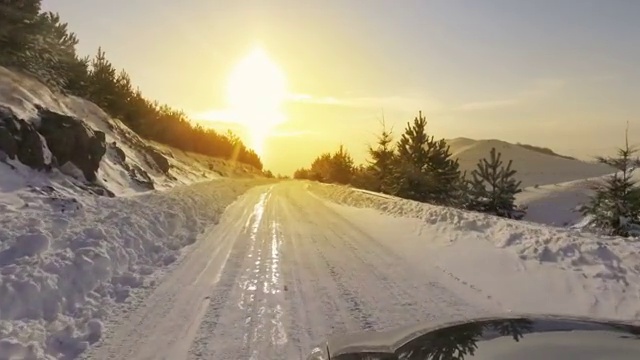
[0,66,263,201]
[447,137,615,188]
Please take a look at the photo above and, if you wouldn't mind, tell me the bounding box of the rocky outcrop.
[108,142,154,190]
[144,146,170,174]
[36,107,107,182]
[0,105,107,183]
[0,106,47,170]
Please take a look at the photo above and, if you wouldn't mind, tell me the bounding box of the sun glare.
[226,47,288,155]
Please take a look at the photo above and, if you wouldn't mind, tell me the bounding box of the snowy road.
[82,182,500,360]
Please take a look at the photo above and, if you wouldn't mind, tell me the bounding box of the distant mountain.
[446,138,615,188]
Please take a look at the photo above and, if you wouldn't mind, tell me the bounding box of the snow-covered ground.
[515,172,640,228]
[0,178,272,359]
[70,181,640,359]
[3,176,640,359]
[312,182,640,321]
[515,177,600,227]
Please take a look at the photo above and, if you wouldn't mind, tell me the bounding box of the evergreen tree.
[294,145,355,184]
[87,47,118,112]
[330,145,355,184]
[0,0,43,69]
[467,147,525,219]
[582,130,640,237]
[351,164,377,190]
[393,111,461,204]
[393,111,432,201]
[367,120,396,193]
[425,138,462,205]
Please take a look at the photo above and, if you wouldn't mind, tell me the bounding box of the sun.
[226,47,287,155]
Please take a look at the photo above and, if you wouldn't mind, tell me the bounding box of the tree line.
[0,1,262,169]
[295,111,526,220]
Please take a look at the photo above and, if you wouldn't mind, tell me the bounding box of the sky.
[42,0,640,175]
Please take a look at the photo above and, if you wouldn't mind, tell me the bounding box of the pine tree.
[425,138,462,205]
[88,47,118,112]
[467,147,525,219]
[582,129,640,237]
[330,145,355,184]
[393,111,432,201]
[367,119,396,193]
[0,0,43,68]
[393,111,461,204]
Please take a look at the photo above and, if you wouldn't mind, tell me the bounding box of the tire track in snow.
[189,191,274,359]
[297,188,497,326]
[190,188,301,360]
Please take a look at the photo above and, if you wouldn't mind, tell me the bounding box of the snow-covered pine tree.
[581,129,640,237]
[467,147,525,219]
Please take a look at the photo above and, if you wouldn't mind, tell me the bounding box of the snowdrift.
[0,178,273,359]
[309,183,640,321]
[447,138,615,188]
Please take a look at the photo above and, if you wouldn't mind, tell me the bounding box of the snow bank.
[0,178,272,359]
[309,183,640,321]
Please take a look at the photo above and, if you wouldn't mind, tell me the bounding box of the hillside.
[0,67,263,200]
[446,138,615,188]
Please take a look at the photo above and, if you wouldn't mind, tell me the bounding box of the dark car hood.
[307,313,640,360]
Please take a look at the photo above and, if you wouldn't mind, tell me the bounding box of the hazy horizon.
[42,0,640,175]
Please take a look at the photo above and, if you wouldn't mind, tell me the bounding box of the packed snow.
[447,137,614,188]
[72,181,640,360]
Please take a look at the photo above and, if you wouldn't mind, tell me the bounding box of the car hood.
[307,313,640,359]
